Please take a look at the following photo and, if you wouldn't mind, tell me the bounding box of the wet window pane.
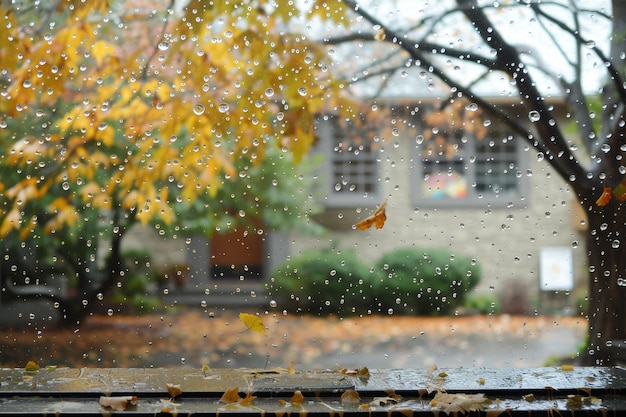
[0,0,622,371]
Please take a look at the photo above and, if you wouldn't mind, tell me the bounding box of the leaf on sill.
[341,389,361,405]
[355,198,387,230]
[370,395,401,406]
[166,383,182,398]
[99,395,137,411]
[291,390,305,404]
[566,394,602,407]
[341,366,370,376]
[430,391,489,414]
[24,360,40,372]
[220,387,242,403]
[239,312,265,333]
[239,391,257,405]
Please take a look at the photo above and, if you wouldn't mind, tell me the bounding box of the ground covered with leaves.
[1,309,586,369]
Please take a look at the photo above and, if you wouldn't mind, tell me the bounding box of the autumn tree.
[313,0,624,365]
[0,1,348,321]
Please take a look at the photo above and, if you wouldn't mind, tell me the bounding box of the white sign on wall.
[539,247,574,291]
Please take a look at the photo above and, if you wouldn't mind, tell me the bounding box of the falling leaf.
[239,312,265,333]
[596,187,612,206]
[614,181,626,201]
[355,198,387,230]
[99,395,137,411]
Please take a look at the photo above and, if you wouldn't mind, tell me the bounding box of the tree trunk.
[582,197,626,365]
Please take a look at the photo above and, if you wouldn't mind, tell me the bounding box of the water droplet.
[96,293,104,301]
[612,239,620,248]
[265,88,274,97]
[528,110,541,122]
[466,102,478,112]
[218,103,230,113]
[158,41,170,51]
[270,300,277,308]
[193,104,205,115]
[200,300,207,308]
[107,309,114,316]
[297,87,307,96]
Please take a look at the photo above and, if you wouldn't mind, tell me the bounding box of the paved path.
[0,304,587,369]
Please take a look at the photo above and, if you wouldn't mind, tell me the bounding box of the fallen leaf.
[166,383,182,398]
[430,391,488,414]
[355,198,387,230]
[341,389,361,405]
[24,360,40,372]
[240,391,257,405]
[370,396,401,406]
[291,390,305,404]
[239,312,265,333]
[220,387,241,403]
[99,395,137,411]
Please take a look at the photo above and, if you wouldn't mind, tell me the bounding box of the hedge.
[267,246,480,316]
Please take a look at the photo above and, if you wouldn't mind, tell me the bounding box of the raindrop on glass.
[528,110,541,122]
[193,104,205,115]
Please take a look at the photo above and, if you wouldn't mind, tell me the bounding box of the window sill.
[1,367,624,415]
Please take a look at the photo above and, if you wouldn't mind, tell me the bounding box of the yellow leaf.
[355,198,388,230]
[239,313,265,333]
[220,387,241,403]
[596,187,612,206]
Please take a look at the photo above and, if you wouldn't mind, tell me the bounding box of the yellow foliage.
[0,0,353,238]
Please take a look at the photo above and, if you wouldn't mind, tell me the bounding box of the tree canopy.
[0,0,350,318]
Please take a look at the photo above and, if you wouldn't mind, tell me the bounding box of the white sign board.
[539,247,574,291]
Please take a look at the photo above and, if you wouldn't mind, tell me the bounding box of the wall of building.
[288,134,588,312]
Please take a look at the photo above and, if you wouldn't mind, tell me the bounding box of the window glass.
[0,0,620,372]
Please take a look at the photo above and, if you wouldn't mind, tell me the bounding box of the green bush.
[374,247,480,315]
[266,248,374,316]
[464,294,500,314]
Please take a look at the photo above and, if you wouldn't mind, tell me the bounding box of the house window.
[316,116,382,207]
[413,128,527,208]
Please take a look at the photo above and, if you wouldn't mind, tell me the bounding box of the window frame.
[314,116,383,208]
[410,126,530,209]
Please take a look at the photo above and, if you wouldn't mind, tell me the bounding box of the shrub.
[374,247,480,315]
[266,248,374,316]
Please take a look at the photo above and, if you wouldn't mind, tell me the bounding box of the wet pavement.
[0,301,587,370]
